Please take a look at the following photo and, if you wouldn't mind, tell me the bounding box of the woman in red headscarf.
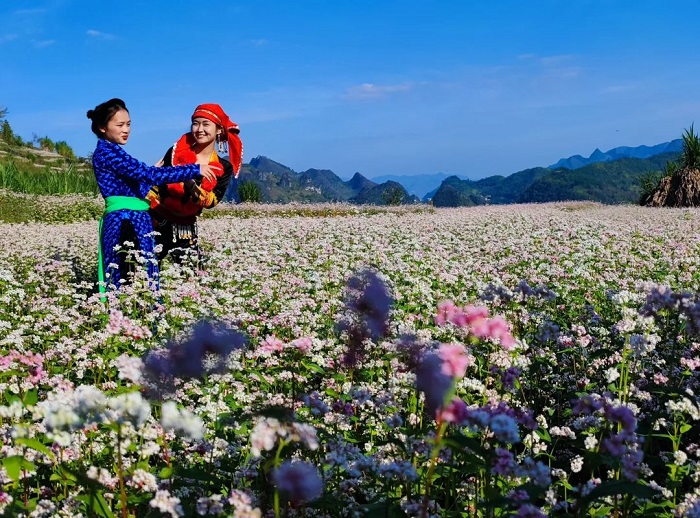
[148,104,243,267]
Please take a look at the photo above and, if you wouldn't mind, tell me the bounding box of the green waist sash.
[98,196,150,295]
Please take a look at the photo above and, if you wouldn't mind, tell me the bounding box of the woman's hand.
[199,163,217,183]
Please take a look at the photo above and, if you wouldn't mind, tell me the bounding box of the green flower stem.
[116,427,128,518]
[273,439,288,518]
[420,419,447,518]
[618,336,631,404]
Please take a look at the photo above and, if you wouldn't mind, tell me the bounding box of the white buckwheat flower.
[605,367,620,384]
[570,455,584,473]
[674,450,688,466]
[584,435,598,451]
[108,391,151,428]
[160,401,204,440]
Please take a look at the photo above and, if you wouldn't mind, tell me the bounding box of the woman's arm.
[203,160,234,208]
[96,142,200,184]
[189,159,233,208]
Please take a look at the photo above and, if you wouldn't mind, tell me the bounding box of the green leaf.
[362,500,407,518]
[302,360,326,374]
[577,481,659,511]
[443,433,484,453]
[50,465,79,484]
[22,389,38,406]
[536,428,552,442]
[251,371,271,388]
[159,466,173,478]
[3,455,22,482]
[93,493,116,518]
[3,392,21,404]
[14,437,53,457]
[77,492,115,518]
[1,455,35,482]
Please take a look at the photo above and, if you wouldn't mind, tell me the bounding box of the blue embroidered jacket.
[92,139,201,289]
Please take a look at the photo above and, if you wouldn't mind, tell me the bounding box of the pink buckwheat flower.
[437,397,468,424]
[0,351,46,385]
[435,300,461,326]
[106,308,152,340]
[487,316,517,350]
[438,343,473,378]
[289,337,313,355]
[464,304,491,335]
[258,335,285,354]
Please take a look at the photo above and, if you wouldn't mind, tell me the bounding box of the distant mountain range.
[369,172,469,198]
[430,154,675,207]
[224,156,419,205]
[548,139,682,170]
[225,139,682,206]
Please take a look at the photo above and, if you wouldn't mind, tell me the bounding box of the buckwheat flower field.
[1,201,700,517]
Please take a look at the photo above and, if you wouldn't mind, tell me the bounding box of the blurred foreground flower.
[249,416,319,457]
[415,352,452,416]
[272,460,323,504]
[436,300,516,349]
[160,400,205,440]
[416,341,474,417]
[40,386,152,446]
[142,320,247,382]
[337,268,393,368]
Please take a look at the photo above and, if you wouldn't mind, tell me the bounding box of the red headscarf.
[190,103,243,177]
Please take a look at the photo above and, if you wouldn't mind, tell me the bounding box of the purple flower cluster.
[337,269,393,367]
[572,394,644,481]
[491,448,551,488]
[639,285,700,336]
[272,460,323,504]
[142,320,247,382]
[415,352,453,416]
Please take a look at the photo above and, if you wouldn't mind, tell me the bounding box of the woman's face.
[100,109,131,144]
[191,117,221,147]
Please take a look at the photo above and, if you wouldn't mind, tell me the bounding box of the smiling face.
[100,109,131,144]
[191,117,221,148]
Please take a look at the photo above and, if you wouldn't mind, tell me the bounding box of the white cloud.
[601,84,638,94]
[343,82,412,101]
[13,8,47,16]
[32,39,55,48]
[513,53,583,82]
[539,54,576,67]
[0,34,18,44]
[249,38,267,47]
[86,29,116,40]
[544,66,582,79]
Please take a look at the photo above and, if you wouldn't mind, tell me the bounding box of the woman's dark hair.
[86,98,129,138]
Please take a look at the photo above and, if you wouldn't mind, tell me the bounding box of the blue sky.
[2,0,699,180]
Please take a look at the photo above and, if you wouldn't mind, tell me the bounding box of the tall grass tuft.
[681,123,700,170]
[0,161,98,195]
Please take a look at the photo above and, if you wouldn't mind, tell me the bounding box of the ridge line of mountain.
[232,138,680,205]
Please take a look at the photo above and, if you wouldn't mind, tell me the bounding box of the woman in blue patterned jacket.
[87,98,217,294]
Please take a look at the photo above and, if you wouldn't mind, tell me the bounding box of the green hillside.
[430,154,679,207]
[518,153,676,204]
